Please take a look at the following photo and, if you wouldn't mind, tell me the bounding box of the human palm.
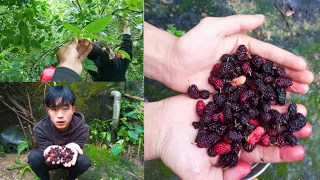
[166,15,313,94]
[157,94,311,180]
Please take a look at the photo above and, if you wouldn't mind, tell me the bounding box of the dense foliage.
[0,0,143,81]
[88,92,144,156]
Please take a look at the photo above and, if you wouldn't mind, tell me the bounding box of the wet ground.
[144,0,320,179]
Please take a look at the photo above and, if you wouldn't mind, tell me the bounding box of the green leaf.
[83,59,98,72]
[111,144,123,155]
[62,23,82,34]
[18,21,29,37]
[0,30,15,37]
[36,22,46,29]
[11,48,19,53]
[106,132,111,143]
[44,56,56,66]
[12,35,22,45]
[17,140,29,157]
[38,36,45,43]
[135,126,144,134]
[84,16,112,33]
[117,49,131,61]
[100,132,107,139]
[127,0,138,7]
[83,33,100,39]
[1,38,10,48]
[103,36,113,41]
[128,130,138,140]
[124,110,139,117]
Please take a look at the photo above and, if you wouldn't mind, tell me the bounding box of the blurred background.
[144,0,320,179]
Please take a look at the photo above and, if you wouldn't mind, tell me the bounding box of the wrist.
[144,101,166,160]
[59,62,82,75]
[144,22,178,85]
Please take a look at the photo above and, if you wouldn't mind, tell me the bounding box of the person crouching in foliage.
[27,86,91,180]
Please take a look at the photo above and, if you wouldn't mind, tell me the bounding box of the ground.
[0,145,144,180]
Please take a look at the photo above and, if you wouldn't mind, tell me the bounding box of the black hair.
[44,86,76,108]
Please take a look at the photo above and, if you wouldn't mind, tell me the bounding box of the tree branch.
[111,6,143,15]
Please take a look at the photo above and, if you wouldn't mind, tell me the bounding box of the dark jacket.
[33,112,89,151]
[52,67,82,82]
[87,34,133,81]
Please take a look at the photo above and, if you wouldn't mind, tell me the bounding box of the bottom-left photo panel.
[0,82,144,180]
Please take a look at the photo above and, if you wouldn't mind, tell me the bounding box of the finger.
[284,68,314,84]
[63,162,68,167]
[223,160,252,180]
[77,39,85,50]
[270,104,311,138]
[69,37,78,48]
[270,104,307,116]
[292,122,312,138]
[242,35,306,71]
[77,40,89,55]
[71,153,78,166]
[212,14,265,36]
[75,145,83,155]
[56,160,60,165]
[240,145,305,163]
[79,45,93,62]
[286,82,309,94]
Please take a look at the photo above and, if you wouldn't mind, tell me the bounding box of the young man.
[27,86,91,180]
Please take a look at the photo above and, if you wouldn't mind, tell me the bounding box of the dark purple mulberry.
[188,85,200,99]
[275,78,293,88]
[287,113,307,132]
[199,90,210,99]
[218,152,239,168]
[276,88,286,105]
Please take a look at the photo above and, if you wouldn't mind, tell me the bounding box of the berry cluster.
[44,146,74,165]
[188,45,307,168]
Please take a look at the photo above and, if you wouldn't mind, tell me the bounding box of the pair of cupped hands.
[43,143,83,168]
[145,14,314,180]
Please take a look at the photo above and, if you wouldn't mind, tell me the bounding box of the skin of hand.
[63,142,83,167]
[144,14,314,94]
[145,95,312,180]
[57,37,93,75]
[43,145,61,164]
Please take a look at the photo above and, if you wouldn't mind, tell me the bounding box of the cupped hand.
[63,142,83,167]
[148,95,311,180]
[165,14,314,93]
[57,37,93,75]
[43,145,60,164]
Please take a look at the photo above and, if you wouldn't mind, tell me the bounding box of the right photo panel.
[144,1,317,179]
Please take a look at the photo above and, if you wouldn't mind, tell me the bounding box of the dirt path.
[0,152,35,180]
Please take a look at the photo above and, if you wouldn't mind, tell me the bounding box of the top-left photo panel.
[0,0,143,82]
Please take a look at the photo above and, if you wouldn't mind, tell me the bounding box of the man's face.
[46,98,75,132]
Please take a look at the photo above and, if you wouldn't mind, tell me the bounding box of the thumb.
[192,14,265,37]
[71,152,78,166]
[69,37,78,48]
[213,14,265,36]
[75,145,83,155]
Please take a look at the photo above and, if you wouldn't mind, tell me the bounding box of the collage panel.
[0,82,144,179]
[144,0,318,180]
[0,0,143,82]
